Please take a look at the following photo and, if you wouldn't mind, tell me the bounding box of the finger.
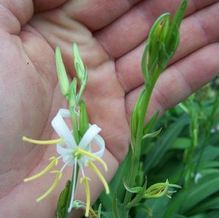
[125,43,219,120]
[30,8,110,73]
[83,61,130,162]
[0,0,67,33]
[0,0,33,33]
[116,2,219,92]
[95,0,218,58]
[33,0,67,12]
[62,0,141,31]
[0,26,56,194]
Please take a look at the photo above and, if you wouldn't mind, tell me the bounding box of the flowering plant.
[93,0,187,217]
[23,44,109,217]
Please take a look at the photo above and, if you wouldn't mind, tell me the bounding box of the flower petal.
[56,144,75,165]
[63,155,74,165]
[92,134,105,158]
[51,109,77,148]
[79,124,101,149]
[56,144,72,156]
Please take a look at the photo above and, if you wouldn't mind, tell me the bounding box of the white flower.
[23,108,109,216]
[53,109,105,168]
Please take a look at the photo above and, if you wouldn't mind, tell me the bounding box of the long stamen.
[24,156,59,182]
[80,177,91,217]
[36,170,62,202]
[23,136,63,145]
[75,148,108,171]
[88,162,110,194]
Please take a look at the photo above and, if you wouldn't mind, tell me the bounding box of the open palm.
[0,0,218,217]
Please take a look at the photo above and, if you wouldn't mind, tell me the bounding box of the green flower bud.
[55,47,70,96]
[144,180,181,199]
[69,78,77,109]
[72,43,86,82]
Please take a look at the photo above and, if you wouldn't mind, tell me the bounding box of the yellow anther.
[80,177,91,217]
[36,171,62,202]
[22,136,63,145]
[88,162,110,194]
[24,156,59,182]
[75,148,108,171]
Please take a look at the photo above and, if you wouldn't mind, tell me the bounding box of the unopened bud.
[55,47,70,96]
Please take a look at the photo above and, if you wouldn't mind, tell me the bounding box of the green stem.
[126,190,145,209]
[66,164,80,217]
[194,94,219,176]
[123,64,163,206]
[123,75,157,204]
[70,108,80,144]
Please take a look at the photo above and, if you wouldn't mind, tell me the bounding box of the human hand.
[0,0,218,217]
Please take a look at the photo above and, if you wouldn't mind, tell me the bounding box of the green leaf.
[181,173,219,213]
[133,204,153,218]
[123,181,143,194]
[142,128,162,139]
[199,161,219,170]
[98,151,131,211]
[166,0,187,56]
[208,211,219,218]
[130,88,147,147]
[69,78,77,108]
[171,0,188,30]
[164,174,219,217]
[100,211,114,218]
[143,197,170,218]
[56,180,72,218]
[144,115,189,172]
[143,111,159,135]
[171,137,191,150]
[112,197,120,218]
[141,42,149,82]
[187,215,206,218]
[199,145,219,162]
[79,100,89,137]
[97,204,102,218]
[163,190,188,218]
[126,179,147,209]
[191,196,219,214]
[112,196,127,218]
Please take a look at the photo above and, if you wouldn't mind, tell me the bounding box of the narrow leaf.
[123,180,143,194]
[143,128,162,139]
[56,180,72,218]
